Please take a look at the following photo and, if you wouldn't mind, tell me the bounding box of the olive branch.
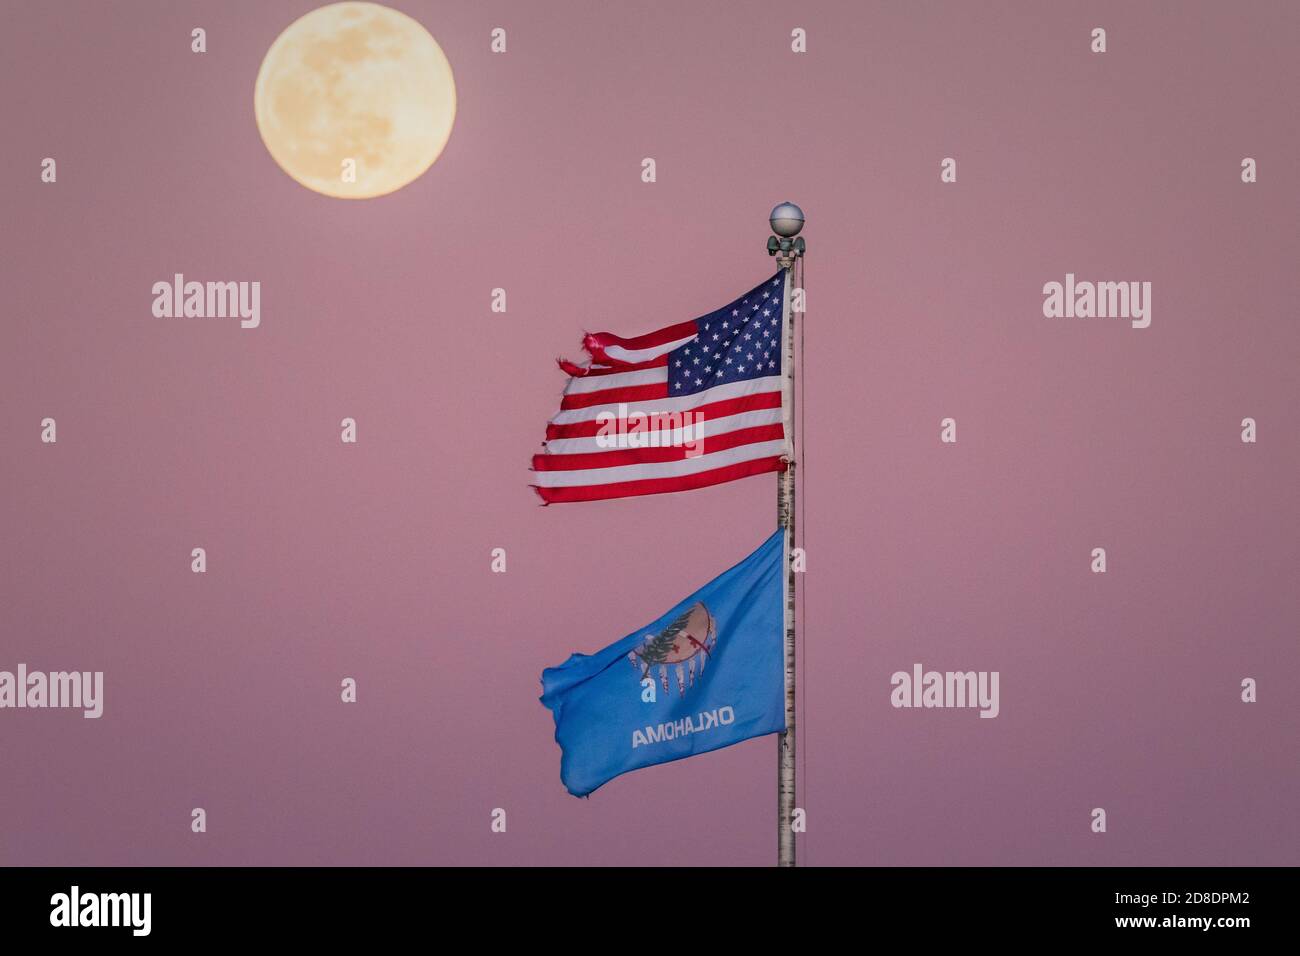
[636,607,695,665]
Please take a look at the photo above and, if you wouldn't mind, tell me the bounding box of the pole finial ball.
[769,202,805,238]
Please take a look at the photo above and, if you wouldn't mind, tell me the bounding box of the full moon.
[254,2,456,199]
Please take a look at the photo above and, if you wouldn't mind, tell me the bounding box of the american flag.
[531,272,789,503]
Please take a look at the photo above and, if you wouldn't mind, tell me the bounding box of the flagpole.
[769,203,804,868]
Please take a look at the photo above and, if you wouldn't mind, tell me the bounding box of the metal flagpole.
[768,202,805,868]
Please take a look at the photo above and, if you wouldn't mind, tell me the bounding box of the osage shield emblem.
[627,602,717,698]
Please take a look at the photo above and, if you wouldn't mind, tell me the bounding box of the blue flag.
[541,528,786,797]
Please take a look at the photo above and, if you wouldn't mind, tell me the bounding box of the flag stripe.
[595,336,698,365]
[545,391,782,441]
[532,424,786,471]
[532,439,787,487]
[547,374,781,427]
[563,365,668,393]
[559,356,667,378]
[559,381,669,410]
[534,456,786,504]
[540,407,784,455]
[586,320,698,353]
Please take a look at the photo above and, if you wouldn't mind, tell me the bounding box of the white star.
[716,369,724,376]
[704,366,712,373]
[693,357,700,365]
[763,291,770,299]
[747,353,754,360]
[743,333,752,341]
[721,321,729,329]
[725,357,733,365]
[732,309,739,317]
[674,382,682,389]
[763,309,771,317]
[695,378,702,386]
[712,333,720,341]
[674,360,681,367]
[768,361,776,368]
[737,365,746,373]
